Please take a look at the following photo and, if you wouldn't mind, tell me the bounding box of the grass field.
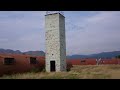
[1,65,120,79]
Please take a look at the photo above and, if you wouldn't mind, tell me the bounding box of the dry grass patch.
[1,65,120,79]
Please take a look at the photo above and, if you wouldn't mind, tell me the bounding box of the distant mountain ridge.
[0,48,45,56]
[67,51,120,59]
[0,48,120,59]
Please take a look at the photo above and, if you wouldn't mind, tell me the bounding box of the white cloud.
[0,11,120,55]
[66,11,120,55]
[0,11,45,51]
[0,38,8,42]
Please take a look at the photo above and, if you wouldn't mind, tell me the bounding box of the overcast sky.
[0,11,120,55]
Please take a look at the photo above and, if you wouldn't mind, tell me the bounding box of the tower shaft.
[45,13,66,72]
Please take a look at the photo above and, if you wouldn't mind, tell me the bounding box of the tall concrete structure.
[45,11,66,72]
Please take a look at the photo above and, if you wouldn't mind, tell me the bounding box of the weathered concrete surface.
[45,13,66,72]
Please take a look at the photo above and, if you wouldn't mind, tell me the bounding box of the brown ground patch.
[1,65,120,79]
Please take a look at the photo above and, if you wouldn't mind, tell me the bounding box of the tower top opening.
[46,11,64,16]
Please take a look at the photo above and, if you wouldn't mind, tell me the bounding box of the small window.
[30,57,37,64]
[4,58,15,65]
[81,60,86,63]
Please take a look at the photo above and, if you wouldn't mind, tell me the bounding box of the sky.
[0,11,120,55]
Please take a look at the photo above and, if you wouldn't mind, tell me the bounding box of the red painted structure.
[69,58,120,65]
[0,54,120,76]
[0,54,73,76]
[68,58,96,65]
[0,54,45,76]
[99,59,119,65]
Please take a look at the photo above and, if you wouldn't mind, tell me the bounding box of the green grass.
[1,65,120,79]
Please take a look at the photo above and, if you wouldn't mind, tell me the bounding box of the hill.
[0,48,120,58]
[67,51,120,59]
[0,48,45,56]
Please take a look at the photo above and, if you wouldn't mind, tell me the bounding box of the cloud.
[66,11,120,55]
[0,38,8,42]
[0,11,120,56]
[0,11,45,51]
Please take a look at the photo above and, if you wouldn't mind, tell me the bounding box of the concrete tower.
[45,11,66,72]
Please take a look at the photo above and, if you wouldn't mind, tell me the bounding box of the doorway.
[50,61,56,72]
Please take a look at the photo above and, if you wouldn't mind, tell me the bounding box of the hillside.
[67,51,120,59]
[0,48,45,56]
[0,48,120,58]
[23,51,45,56]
